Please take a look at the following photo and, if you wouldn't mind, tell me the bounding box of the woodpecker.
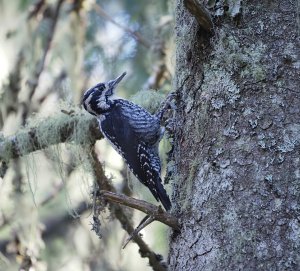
[82,72,171,211]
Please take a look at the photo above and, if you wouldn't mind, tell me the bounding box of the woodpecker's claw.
[155,91,177,121]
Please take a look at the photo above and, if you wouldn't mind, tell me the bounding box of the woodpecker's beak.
[109,72,126,88]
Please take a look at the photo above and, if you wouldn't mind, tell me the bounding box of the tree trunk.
[169,1,300,270]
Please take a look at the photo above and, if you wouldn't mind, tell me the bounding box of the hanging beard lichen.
[3,103,100,217]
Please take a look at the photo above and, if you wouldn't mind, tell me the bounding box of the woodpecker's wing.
[115,99,162,145]
[99,101,171,210]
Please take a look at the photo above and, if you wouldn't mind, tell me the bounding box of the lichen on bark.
[169,0,300,270]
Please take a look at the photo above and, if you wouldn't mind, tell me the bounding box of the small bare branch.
[100,190,180,231]
[184,0,214,32]
[27,0,46,20]
[27,0,65,101]
[90,150,168,271]
[123,215,155,249]
[93,3,151,48]
[0,111,101,161]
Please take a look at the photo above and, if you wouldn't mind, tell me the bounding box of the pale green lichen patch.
[130,89,166,114]
[201,29,267,110]
[14,130,34,157]
[202,66,240,108]
[0,135,14,162]
[240,42,267,81]
[277,124,300,153]
[288,219,300,246]
[32,104,95,147]
[5,103,97,210]
[0,102,97,169]
[210,29,267,81]
[182,160,200,209]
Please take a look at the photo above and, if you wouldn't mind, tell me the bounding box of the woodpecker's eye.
[93,83,105,93]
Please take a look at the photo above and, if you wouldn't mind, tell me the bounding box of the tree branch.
[27,0,65,101]
[184,0,214,32]
[0,111,102,161]
[93,3,151,48]
[100,190,180,231]
[90,150,168,271]
[0,107,171,270]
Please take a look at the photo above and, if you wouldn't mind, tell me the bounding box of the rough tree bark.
[169,0,300,270]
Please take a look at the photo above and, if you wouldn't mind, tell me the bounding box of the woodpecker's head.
[82,72,126,115]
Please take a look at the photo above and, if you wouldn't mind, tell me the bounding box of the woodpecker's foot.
[155,92,177,121]
[164,118,177,135]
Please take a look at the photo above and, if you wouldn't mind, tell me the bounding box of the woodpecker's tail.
[156,179,171,211]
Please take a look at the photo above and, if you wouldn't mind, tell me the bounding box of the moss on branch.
[0,109,102,161]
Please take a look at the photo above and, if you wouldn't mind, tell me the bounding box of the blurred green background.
[0,0,174,270]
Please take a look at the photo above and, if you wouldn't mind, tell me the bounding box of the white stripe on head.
[85,92,98,115]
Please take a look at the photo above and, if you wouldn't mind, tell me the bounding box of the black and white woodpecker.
[82,72,171,211]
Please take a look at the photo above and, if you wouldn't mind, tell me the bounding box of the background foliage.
[0,0,174,270]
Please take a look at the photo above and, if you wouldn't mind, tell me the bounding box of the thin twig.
[143,63,169,90]
[113,204,168,271]
[27,0,46,20]
[93,3,151,48]
[27,0,65,101]
[39,182,64,206]
[122,215,155,249]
